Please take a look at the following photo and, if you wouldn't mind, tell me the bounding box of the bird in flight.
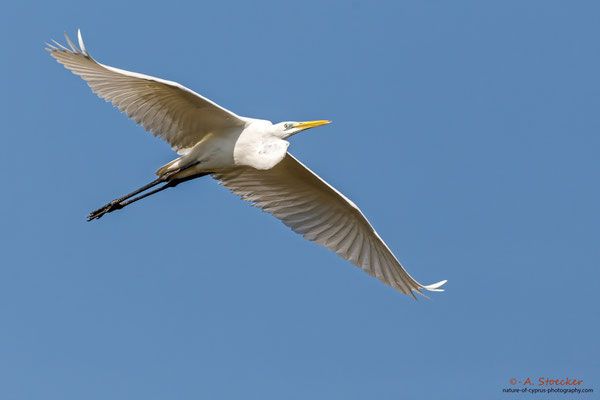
[48,30,446,298]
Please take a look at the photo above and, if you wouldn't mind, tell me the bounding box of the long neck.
[233,120,290,170]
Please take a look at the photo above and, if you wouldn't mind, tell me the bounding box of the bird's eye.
[284,123,292,130]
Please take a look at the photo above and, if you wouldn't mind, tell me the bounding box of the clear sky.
[1,1,598,399]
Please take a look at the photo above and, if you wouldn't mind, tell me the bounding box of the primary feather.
[214,154,446,297]
[47,30,244,152]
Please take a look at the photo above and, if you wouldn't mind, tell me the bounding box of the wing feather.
[213,153,447,296]
[47,30,245,152]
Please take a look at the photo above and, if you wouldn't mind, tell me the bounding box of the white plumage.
[48,30,446,298]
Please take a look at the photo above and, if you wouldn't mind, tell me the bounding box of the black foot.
[87,200,124,221]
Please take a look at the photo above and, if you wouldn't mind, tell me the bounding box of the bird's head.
[274,120,331,139]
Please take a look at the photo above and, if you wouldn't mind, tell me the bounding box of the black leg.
[116,173,210,209]
[87,176,168,221]
[87,169,207,221]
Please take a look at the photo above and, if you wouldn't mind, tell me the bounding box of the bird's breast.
[233,135,289,170]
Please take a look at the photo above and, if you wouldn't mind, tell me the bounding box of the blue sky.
[1,0,598,398]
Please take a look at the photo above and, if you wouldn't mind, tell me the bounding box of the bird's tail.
[155,157,183,177]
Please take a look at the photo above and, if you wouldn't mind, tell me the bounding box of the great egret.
[48,30,446,298]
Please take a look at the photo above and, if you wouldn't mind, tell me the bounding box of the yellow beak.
[295,120,332,131]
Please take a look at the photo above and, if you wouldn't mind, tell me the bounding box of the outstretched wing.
[47,30,245,152]
[213,153,447,297]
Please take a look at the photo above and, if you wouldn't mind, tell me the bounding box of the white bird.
[48,30,446,298]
